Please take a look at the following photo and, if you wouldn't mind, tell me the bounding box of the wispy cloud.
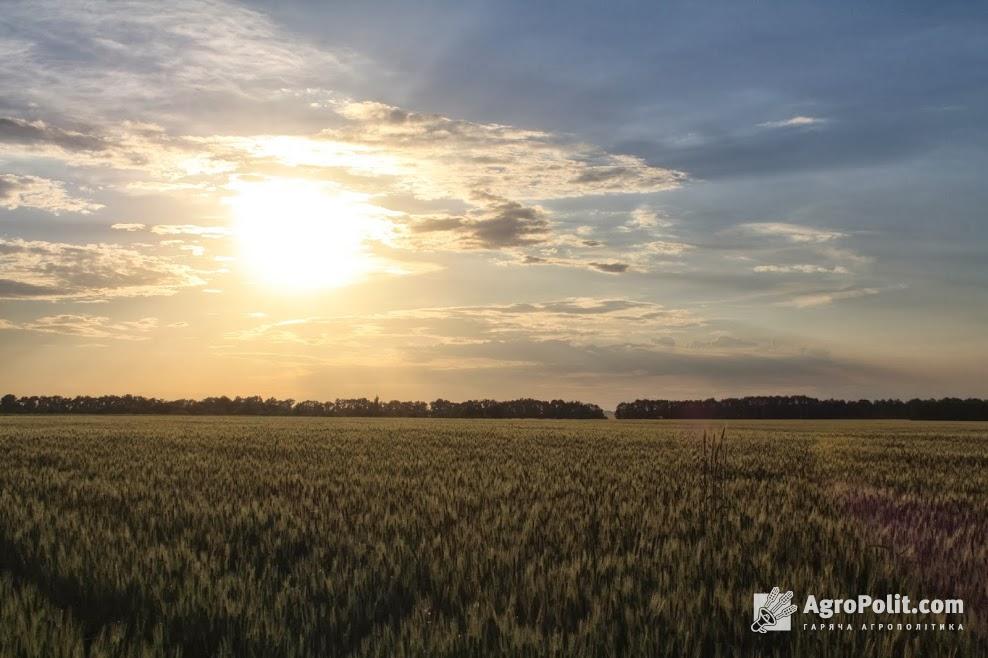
[12,314,159,340]
[150,225,231,238]
[226,298,704,368]
[785,287,880,308]
[626,207,674,230]
[738,222,846,243]
[758,116,827,129]
[689,335,758,349]
[754,264,849,274]
[0,0,349,119]
[0,117,108,151]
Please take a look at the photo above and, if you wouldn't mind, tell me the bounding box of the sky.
[0,1,986,408]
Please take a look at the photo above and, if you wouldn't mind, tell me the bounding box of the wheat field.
[0,416,984,657]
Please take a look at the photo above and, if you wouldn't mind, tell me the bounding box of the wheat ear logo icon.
[751,587,797,633]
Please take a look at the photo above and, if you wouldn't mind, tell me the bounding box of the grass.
[0,416,985,657]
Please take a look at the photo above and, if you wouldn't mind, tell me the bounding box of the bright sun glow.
[226,178,388,291]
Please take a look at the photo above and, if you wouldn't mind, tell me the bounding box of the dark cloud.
[570,164,676,189]
[469,198,550,248]
[0,279,60,297]
[588,261,629,273]
[0,117,107,152]
[408,194,551,249]
[409,216,466,233]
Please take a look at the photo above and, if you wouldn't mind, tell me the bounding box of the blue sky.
[0,1,985,406]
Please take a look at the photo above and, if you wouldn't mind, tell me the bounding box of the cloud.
[0,0,693,290]
[0,238,205,300]
[758,116,826,129]
[0,174,103,214]
[588,262,629,274]
[2,5,688,280]
[738,222,846,243]
[627,206,674,230]
[110,223,147,232]
[785,287,880,308]
[637,105,959,180]
[405,338,889,391]
[405,196,690,272]
[337,100,686,199]
[0,117,108,151]
[228,298,702,360]
[0,0,348,120]
[402,195,551,250]
[495,299,651,315]
[150,225,231,238]
[216,295,905,403]
[754,264,850,274]
[224,100,685,202]
[689,335,758,349]
[499,251,637,276]
[408,216,466,234]
[14,314,158,340]
[643,240,692,256]
[0,117,239,185]
[464,195,550,248]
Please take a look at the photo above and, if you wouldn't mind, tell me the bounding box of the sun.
[226,178,387,291]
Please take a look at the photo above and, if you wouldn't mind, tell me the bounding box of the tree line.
[4,393,987,420]
[615,395,988,420]
[0,394,606,419]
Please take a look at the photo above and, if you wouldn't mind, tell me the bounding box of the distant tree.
[4,392,985,420]
[2,393,20,412]
[611,395,988,420]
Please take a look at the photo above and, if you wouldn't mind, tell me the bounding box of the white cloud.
[0,0,348,119]
[0,174,102,214]
[111,223,147,232]
[758,116,826,129]
[754,264,850,274]
[151,225,230,238]
[643,240,692,256]
[220,101,685,202]
[627,207,674,229]
[739,222,846,243]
